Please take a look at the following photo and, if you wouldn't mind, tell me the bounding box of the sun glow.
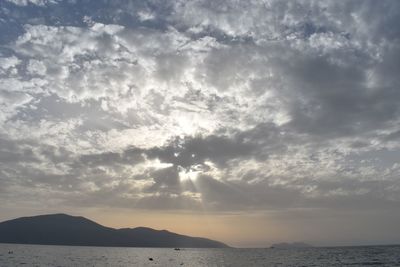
[176,114,196,135]
[178,167,200,182]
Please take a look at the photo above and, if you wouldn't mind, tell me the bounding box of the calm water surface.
[1,243,400,266]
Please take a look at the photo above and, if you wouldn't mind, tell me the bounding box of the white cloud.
[27,59,47,76]
[0,56,21,70]
[5,0,59,6]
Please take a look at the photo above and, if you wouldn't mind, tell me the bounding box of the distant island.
[0,214,228,248]
[270,242,313,249]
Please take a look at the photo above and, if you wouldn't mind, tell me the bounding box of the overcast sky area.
[1,0,400,247]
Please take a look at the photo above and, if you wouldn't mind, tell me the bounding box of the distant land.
[270,242,313,249]
[0,214,228,248]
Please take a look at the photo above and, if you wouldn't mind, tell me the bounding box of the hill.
[0,214,228,248]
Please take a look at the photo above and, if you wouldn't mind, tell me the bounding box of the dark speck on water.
[0,244,400,266]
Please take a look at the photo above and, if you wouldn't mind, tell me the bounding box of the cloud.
[0,0,400,220]
[5,0,58,7]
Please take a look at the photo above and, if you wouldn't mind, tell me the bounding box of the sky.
[0,0,400,248]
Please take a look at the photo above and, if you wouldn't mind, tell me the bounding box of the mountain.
[270,242,313,249]
[0,214,228,248]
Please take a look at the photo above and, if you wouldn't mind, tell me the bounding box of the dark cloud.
[279,49,400,138]
[146,134,256,168]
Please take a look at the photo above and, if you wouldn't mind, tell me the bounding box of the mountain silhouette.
[0,214,228,248]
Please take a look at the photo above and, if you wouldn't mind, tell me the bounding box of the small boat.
[174,248,181,251]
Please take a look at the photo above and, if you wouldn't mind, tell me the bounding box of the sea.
[0,243,399,266]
